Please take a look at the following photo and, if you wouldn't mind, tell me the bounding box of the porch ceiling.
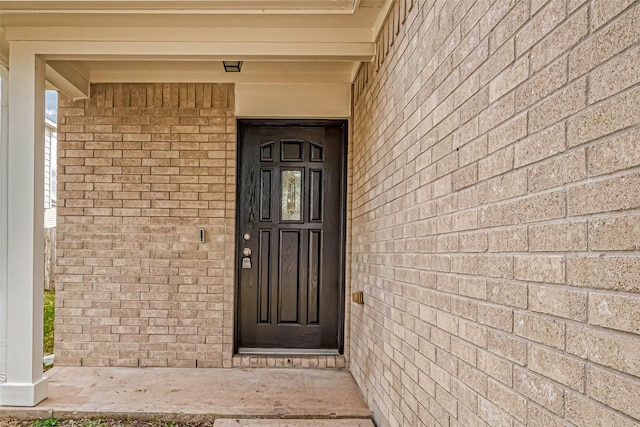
[0,0,365,14]
[0,0,389,90]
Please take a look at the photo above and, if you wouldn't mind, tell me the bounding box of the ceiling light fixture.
[223,61,243,72]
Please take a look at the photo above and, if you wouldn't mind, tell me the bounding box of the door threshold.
[238,347,339,355]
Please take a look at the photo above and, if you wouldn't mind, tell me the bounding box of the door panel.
[258,229,271,323]
[236,120,346,350]
[259,169,273,222]
[307,229,321,324]
[278,229,301,323]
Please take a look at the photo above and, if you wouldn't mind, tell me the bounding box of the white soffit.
[83,61,354,84]
[0,0,366,14]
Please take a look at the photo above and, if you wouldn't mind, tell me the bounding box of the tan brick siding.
[350,1,640,426]
[55,83,237,368]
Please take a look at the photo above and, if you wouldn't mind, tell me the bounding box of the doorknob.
[241,247,252,269]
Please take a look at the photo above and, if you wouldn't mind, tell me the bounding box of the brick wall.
[55,83,236,368]
[350,0,640,426]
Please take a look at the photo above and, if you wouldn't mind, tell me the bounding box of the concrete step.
[214,420,374,426]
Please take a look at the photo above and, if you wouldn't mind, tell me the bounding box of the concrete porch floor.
[0,367,373,426]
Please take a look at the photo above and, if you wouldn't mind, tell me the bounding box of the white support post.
[0,46,48,406]
[0,65,8,384]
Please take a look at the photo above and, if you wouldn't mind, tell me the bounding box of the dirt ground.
[0,419,215,427]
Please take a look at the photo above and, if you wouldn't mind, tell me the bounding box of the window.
[44,91,57,217]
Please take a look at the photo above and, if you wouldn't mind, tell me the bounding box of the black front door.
[236,120,346,351]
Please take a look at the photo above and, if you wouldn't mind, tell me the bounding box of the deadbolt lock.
[241,257,252,269]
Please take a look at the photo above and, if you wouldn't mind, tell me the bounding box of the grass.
[43,289,55,356]
[31,420,60,427]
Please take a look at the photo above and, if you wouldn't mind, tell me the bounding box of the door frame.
[234,118,348,354]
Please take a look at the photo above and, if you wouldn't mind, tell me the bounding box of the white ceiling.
[0,0,389,87]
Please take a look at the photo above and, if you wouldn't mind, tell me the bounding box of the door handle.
[241,247,252,268]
